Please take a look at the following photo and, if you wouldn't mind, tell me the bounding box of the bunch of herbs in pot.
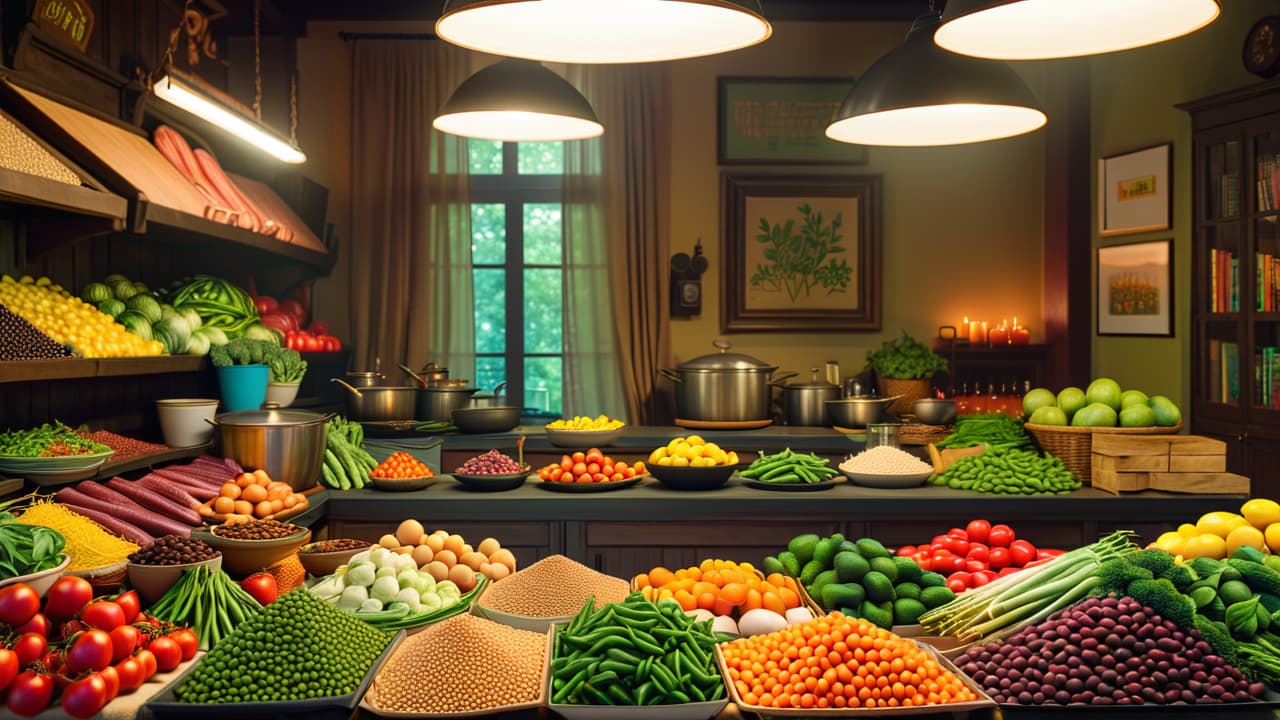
[865,332,948,381]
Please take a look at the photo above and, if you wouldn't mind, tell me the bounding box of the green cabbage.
[96,299,125,318]
[153,316,192,355]
[243,323,282,345]
[125,294,163,324]
[194,326,229,347]
[81,282,112,303]
[184,332,211,356]
[117,312,152,342]
[181,307,202,330]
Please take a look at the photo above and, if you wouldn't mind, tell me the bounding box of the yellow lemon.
[703,442,721,456]
[685,444,704,459]
[711,449,729,466]
[1151,531,1185,556]
[1243,498,1280,529]
[727,451,739,466]
[1182,533,1228,560]
[1177,523,1200,539]
[1197,511,1247,539]
[666,438,682,452]
[1265,523,1280,554]
[1227,525,1268,556]
[648,447,668,464]
[670,455,690,467]
[685,435,705,446]
[657,456,673,466]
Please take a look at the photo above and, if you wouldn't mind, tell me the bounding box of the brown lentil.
[301,538,370,554]
[480,554,629,617]
[369,613,545,713]
[129,534,219,565]
[211,518,301,540]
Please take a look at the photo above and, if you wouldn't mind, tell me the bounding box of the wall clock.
[1245,15,1280,79]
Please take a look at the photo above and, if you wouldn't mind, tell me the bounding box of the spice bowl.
[297,540,372,577]
[193,525,312,576]
[128,555,223,603]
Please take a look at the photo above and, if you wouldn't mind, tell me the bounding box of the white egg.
[785,606,816,626]
[686,608,715,623]
[737,608,789,637]
[711,614,739,636]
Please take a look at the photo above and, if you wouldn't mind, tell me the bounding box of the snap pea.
[744,446,836,484]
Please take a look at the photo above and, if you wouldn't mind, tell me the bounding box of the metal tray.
[716,640,996,717]
[143,630,404,719]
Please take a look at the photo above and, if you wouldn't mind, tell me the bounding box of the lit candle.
[976,321,988,344]
[958,316,970,341]
[989,322,1009,346]
[1011,318,1031,345]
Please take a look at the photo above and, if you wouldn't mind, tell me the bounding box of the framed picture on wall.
[721,173,882,332]
[1097,239,1173,336]
[717,77,869,165]
[1098,143,1172,236]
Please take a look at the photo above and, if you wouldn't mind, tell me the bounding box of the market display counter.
[324,479,1244,580]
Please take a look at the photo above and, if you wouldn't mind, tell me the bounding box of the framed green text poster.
[717,76,869,166]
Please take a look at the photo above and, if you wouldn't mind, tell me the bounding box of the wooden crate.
[1091,434,1242,494]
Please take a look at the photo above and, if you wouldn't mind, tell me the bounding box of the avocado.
[838,540,859,555]
[918,571,947,588]
[762,555,785,577]
[869,556,899,583]
[810,570,839,605]
[893,598,927,626]
[834,552,870,583]
[829,532,846,546]
[789,534,821,565]
[861,599,894,629]
[822,582,865,612]
[813,538,840,569]
[892,556,923,583]
[862,571,895,603]
[894,582,922,601]
[801,558,826,586]
[778,551,801,578]
[855,538,890,559]
[1220,579,1254,606]
[920,585,957,609]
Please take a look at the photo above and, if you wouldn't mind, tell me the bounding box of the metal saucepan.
[468,382,510,409]
[344,371,385,388]
[784,368,841,426]
[658,340,795,423]
[824,395,903,428]
[331,378,418,421]
[451,406,523,434]
[400,364,427,388]
[416,385,480,422]
[418,362,450,385]
[206,409,332,491]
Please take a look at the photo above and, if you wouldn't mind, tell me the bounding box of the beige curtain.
[563,65,672,423]
[349,39,475,380]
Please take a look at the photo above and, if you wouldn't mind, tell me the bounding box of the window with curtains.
[468,141,565,416]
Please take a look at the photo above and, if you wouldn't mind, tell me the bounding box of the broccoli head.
[1095,557,1154,595]
[1128,577,1195,629]
[1130,549,1177,577]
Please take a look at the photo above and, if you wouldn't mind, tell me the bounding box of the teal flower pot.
[216,364,270,412]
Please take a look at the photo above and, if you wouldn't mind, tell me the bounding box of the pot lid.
[215,409,328,426]
[421,385,479,393]
[678,339,776,372]
[788,367,839,389]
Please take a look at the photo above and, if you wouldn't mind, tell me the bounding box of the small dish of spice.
[195,519,311,576]
[298,538,372,577]
[127,535,223,603]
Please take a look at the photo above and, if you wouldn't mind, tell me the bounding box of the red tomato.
[942,536,971,557]
[109,625,140,663]
[241,574,279,606]
[12,633,46,666]
[66,629,113,673]
[113,590,140,624]
[99,665,119,700]
[930,535,949,547]
[134,649,157,680]
[0,648,19,691]
[309,320,330,336]
[998,566,1021,576]
[13,613,49,638]
[114,657,144,693]
[0,585,40,627]
[324,336,342,351]
[965,559,987,573]
[168,629,198,662]
[987,524,1016,548]
[279,299,307,324]
[946,573,970,592]
[61,672,108,719]
[912,551,932,571]
[304,335,323,352]
[896,545,916,557]
[80,601,125,630]
[970,570,994,587]
[7,671,53,716]
[988,546,1012,570]
[39,648,61,675]
[1009,539,1038,566]
[148,637,181,673]
[1038,548,1065,559]
[42,573,92,620]
[965,519,991,544]
[947,527,967,538]
[966,544,990,564]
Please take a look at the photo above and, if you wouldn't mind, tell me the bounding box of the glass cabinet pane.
[1259,218,1280,312]
[1206,140,1242,220]
[1258,131,1280,215]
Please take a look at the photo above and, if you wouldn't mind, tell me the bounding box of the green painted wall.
[1091,2,1275,416]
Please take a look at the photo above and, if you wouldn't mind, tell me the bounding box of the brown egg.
[424,561,450,582]
[412,545,434,567]
[393,545,414,555]
[460,551,487,571]
[477,537,502,556]
[395,519,425,547]
[489,548,517,572]
[485,562,510,580]
[433,549,458,568]
[432,529,449,539]
[443,534,466,557]
[425,534,445,553]
[379,534,400,549]
[461,543,473,556]
[448,563,477,592]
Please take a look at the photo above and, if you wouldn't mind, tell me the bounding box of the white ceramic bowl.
[156,399,219,448]
[265,382,301,408]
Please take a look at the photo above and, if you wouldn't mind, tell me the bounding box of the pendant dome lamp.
[433,58,604,142]
[825,13,1046,147]
[435,0,772,64]
[935,0,1221,60]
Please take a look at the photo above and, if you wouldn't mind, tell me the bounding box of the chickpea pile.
[368,613,545,713]
[480,554,629,617]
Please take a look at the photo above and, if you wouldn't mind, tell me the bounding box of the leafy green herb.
[750,203,851,302]
[0,421,110,457]
[865,332,948,380]
[0,500,66,579]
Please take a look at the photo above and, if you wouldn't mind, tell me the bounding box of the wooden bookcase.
[1181,78,1280,497]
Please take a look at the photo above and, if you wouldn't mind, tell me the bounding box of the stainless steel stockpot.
[659,340,794,422]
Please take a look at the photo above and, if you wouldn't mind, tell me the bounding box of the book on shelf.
[1256,346,1280,409]
[1226,341,1240,404]
[1224,173,1241,217]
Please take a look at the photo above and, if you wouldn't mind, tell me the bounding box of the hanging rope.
[290,70,299,146]
[253,0,263,121]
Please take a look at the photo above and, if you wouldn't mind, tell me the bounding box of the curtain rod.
[339,32,438,40]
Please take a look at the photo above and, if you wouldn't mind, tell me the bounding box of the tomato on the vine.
[6,671,54,717]
[113,590,140,624]
[13,613,48,638]
[98,664,120,701]
[109,624,140,663]
[66,629,113,674]
[148,637,181,673]
[0,648,19,691]
[134,649,157,681]
[80,601,125,630]
[43,577,92,622]
[61,672,109,719]
[0,585,40,628]
[114,656,144,693]
[167,629,198,661]
[12,633,46,666]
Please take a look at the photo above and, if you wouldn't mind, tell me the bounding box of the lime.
[1071,402,1117,427]
[1149,395,1182,426]
[1057,387,1087,420]
[1028,405,1068,426]
[1119,404,1157,427]
[1086,378,1123,411]
[1022,388,1057,417]
[1120,389,1150,408]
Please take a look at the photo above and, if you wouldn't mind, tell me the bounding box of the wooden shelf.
[0,356,206,384]
[0,165,125,224]
[142,204,334,271]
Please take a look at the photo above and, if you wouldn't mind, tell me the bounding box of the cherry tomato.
[61,672,108,719]
[39,648,61,675]
[965,559,987,573]
[114,656,144,693]
[113,591,141,624]
[966,544,990,564]
[946,573,970,593]
[149,637,181,673]
[947,527,967,538]
[912,551,932,571]
[998,565,1021,576]
[896,545,917,557]
[13,613,49,638]
[80,601,125,630]
[66,629,113,674]
[42,577,93,622]
[965,519,992,544]
[942,536,971,557]
[98,665,119,701]
[167,629,198,661]
[987,524,1016,548]
[0,648,19,691]
[930,535,949,547]
[988,546,1012,570]
[12,633,46,666]
[0,585,40,628]
[1038,548,1065,559]
[1009,539,1038,566]
[134,649,157,681]
[109,625,140,663]
[7,671,53,716]
[970,570,994,587]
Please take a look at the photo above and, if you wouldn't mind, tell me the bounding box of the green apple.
[1022,388,1057,418]
[1086,377,1123,411]
[1028,405,1068,426]
[1149,395,1183,427]
[1072,402,1118,427]
[1119,404,1157,427]
[1120,389,1150,409]
[1057,387,1087,421]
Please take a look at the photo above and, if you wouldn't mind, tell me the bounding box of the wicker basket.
[899,421,952,446]
[1025,422,1184,485]
[877,377,931,417]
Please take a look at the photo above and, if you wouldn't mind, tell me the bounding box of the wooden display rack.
[1091,434,1248,495]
